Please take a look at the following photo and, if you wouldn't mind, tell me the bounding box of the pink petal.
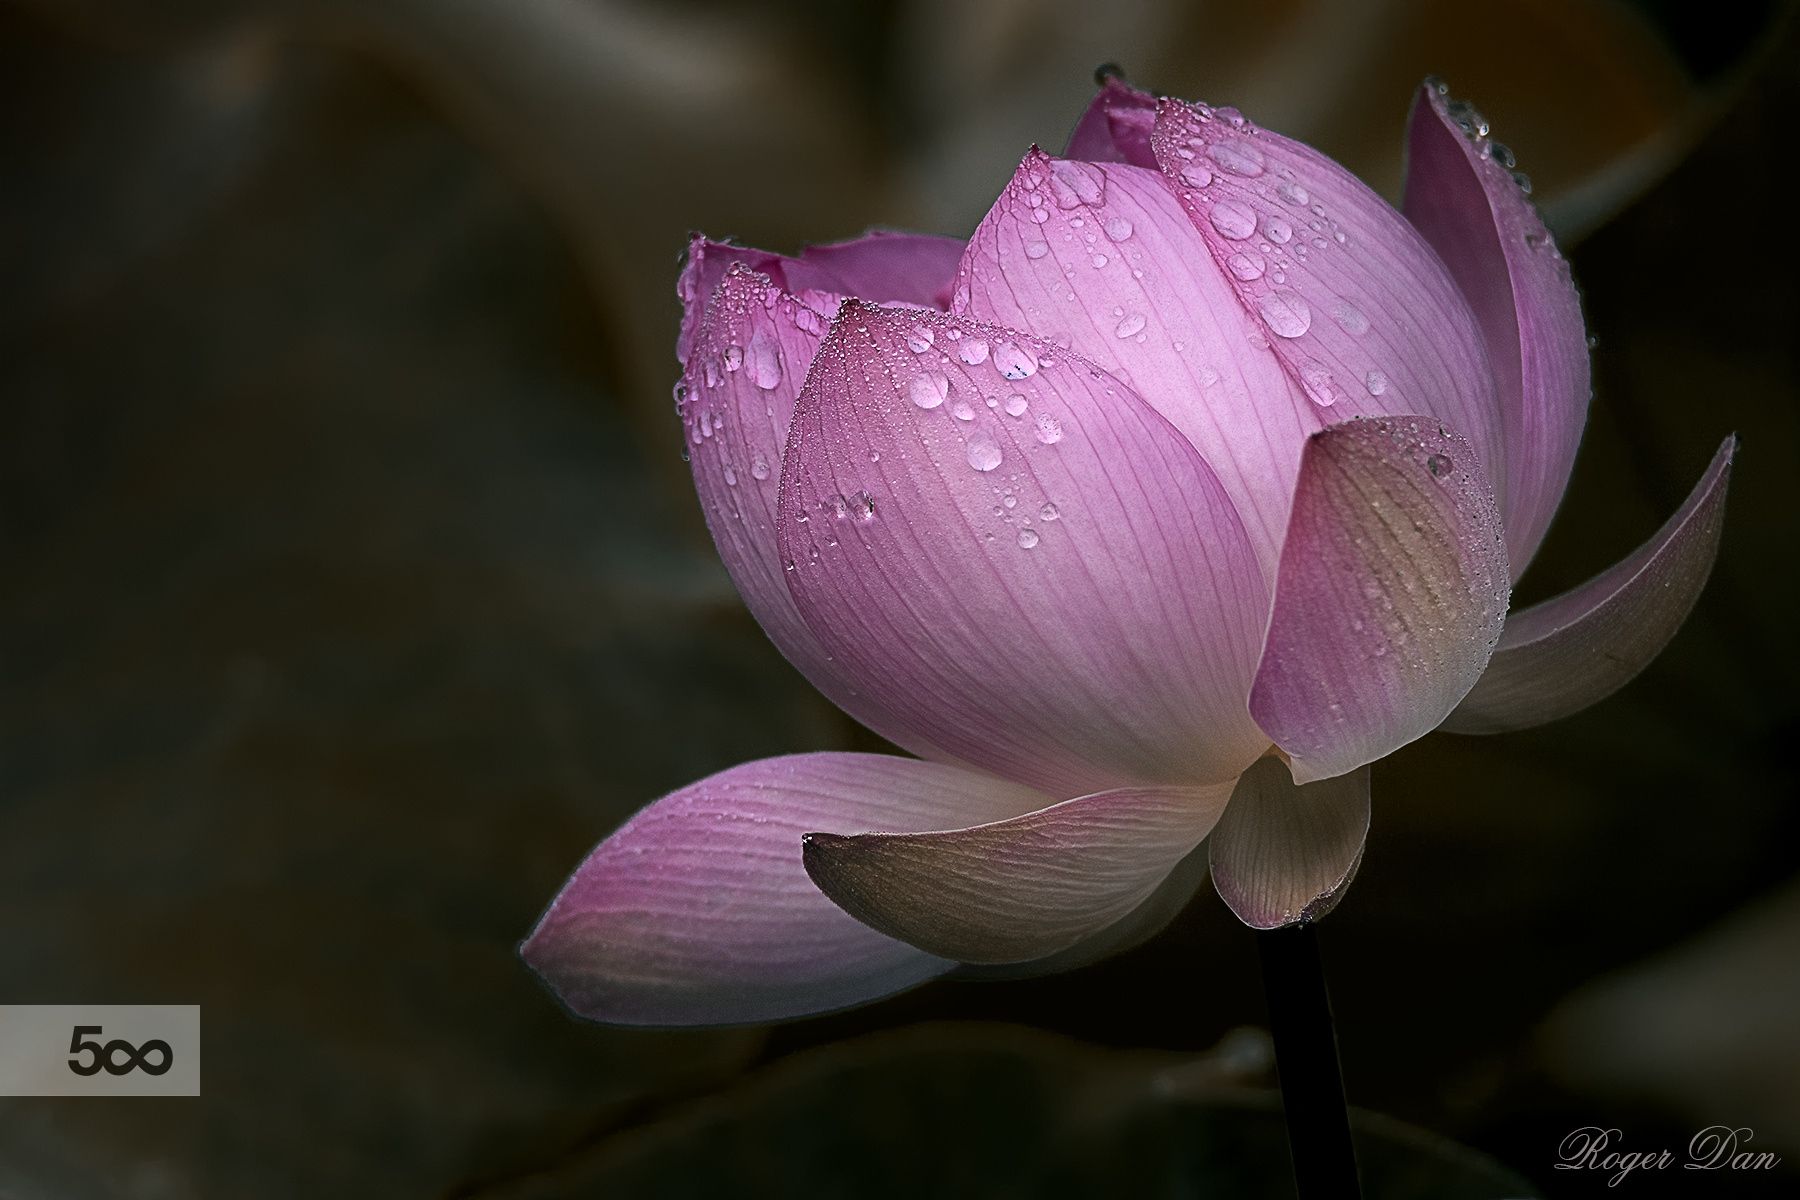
[782,230,966,309]
[953,149,1313,575]
[1151,99,1506,525]
[1403,82,1592,576]
[677,232,963,364]
[1249,416,1510,783]
[803,782,1235,963]
[522,753,1050,1025]
[1210,756,1370,929]
[777,302,1272,797]
[1064,76,1159,167]
[1444,436,1735,734]
[680,265,844,703]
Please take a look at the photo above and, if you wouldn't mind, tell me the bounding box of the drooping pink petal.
[522,753,1050,1025]
[1064,76,1159,167]
[1444,436,1735,734]
[953,149,1312,575]
[955,838,1212,979]
[677,231,964,363]
[1403,82,1591,576]
[1250,416,1510,783]
[802,782,1235,963]
[1149,99,1506,516]
[1210,756,1370,929]
[777,302,1272,798]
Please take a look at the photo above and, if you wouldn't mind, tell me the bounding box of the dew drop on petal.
[722,345,744,373]
[748,329,782,389]
[994,343,1039,380]
[1426,454,1454,477]
[750,454,770,481]
[1049,159,1106,208]
[1115,312,1148,338]
[909,371,949,409]
[1024,240,1050,259]
[1227,252,1265,281]
[1004,393,1030,416]
[1258,291,1312,338]
[1181,164,1213,188]
[951,399,976,420]
[1329,299,1369,336]
[1277,180,1310,206]
[1017,528,1040,549]
[1261,215,1293,244]
[1033,413,1064,444]
[958,338,990,365]
[1104,216,1134,241]
[1209,200,1256,240]
[905,325,935,353]
[1300,361,1339,406]
[1208,140,1265,177]
[967,436,1003,471]
[1363,369,1389,396]
[1039,501,1060,521]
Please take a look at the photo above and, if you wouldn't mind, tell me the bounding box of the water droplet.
[1300,361,1339,406]
[723,464,738,486]
[958,338,990,365]
[794,306,825,335]
[994,343,1039,380]
[1039,502,1060,521]
[1017,528,1040,549]
[1487,140,1516,169]
[1329,299,1369,335]
[1426,453,1453,477]
[748,329,782,389]
[905,325,935,353]
[1030,207,1051,224]
[1258,291,1312,338]
[1446,99,1489,137]
[1363,369,1389,396]
[1033,413,1064,444]
[750,454,771,480]
[1276,180,1310,206]
[1024,239,1050,259]
[967,436,1003,472]
[1512,170,1533,195]
[1090,254,1109,269]
[909,371,949,409]
[849,490,878,520]
[722,345,744,373]
[1209,200,1256,240]
[1261,214,1293,244]
[1104,216,1134,241]
[1115,312,1147,338]
[703,359,721,388]
[1181,164,1213,188]
[1227,252,1265,281]
[951,399,976,421]
[1048,159,1106,208]
[1004,394,1030,416]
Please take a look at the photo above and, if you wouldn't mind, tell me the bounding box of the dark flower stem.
[1258,922,1361,1198]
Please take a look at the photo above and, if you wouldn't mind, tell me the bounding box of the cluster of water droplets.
[1163,103,1396,410]
[884,315,1077,551]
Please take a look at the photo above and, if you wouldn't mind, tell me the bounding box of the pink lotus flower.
[523,78,1734,1025]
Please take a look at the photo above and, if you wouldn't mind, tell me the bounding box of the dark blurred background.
[2,1,1797,1196]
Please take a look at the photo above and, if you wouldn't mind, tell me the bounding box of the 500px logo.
[66,1025,173,1077]
[0,1005,199,1096]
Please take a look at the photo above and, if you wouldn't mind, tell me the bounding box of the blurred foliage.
[1,0,1797,1197]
